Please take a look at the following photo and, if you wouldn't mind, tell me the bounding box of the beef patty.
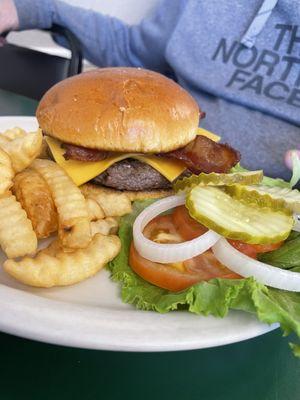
[92,159,173,191]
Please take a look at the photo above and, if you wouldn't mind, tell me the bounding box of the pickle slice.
[228,184,300,213]
[225,184,289,213]
[174,170,263,193]
[186,186,293,244]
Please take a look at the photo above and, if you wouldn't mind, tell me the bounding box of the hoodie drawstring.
[241,0,279,48]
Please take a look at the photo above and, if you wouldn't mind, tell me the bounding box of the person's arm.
[13,0,187,73]
[0,0,18,34]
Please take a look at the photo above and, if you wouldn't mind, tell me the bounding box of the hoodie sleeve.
[14,0,187,73]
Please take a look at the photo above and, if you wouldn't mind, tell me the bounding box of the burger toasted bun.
[118,188,174,201]
[37,67,201,153]
[81,183,173,203]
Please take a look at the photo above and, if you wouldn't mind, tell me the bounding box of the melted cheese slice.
[197,127,220,142]
[45,128,220,187]
[45,136,186,186]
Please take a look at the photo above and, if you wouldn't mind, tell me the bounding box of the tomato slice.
[130,243,209,292]
[129,211,240,292]
[250,242,283,253]
[228,240,283,259]
[172,205,207,240]
[186,251,241,280]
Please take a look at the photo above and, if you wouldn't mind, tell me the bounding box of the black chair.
[0,24,82,100]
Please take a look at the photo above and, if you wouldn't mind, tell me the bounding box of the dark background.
[0,329,299,400]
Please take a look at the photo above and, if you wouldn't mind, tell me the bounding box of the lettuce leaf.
[108,200,300,355]
[259,233,300,270]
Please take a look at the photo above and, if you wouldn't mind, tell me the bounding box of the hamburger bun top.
[37,67,201,153]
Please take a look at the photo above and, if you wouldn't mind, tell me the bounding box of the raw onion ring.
[212,238,300,292]
[133,195,220,263]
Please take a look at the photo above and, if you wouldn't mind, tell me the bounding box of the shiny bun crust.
[36,68,201,153]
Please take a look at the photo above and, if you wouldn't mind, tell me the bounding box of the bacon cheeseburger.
[37,67,240,194]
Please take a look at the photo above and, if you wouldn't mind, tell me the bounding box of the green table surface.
[0,88,299,400]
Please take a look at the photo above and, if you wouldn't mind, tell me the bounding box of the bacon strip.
[61,135,240,174]
[62,143,110,162]
[162,135,240,174]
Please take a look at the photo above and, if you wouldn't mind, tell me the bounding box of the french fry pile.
[0,127,121,288]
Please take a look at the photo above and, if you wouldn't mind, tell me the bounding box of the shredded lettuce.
[108,200,300,356]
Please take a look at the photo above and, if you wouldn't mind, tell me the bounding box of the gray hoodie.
[14,0,300,179]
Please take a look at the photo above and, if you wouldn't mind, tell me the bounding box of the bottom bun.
[81,183,173,202]
[124,188,174,201]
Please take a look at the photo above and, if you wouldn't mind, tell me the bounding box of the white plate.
[0,116,277,351]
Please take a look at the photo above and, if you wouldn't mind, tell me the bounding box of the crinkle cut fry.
[31,159,91,249]
[13,168,58,239]
[0,129,43,173]
[1,127,26,140]
[80,184,132,217]
[0,191,37,258]
[4,233,121,287]
[91,217,119,236]
[86,197,105,221]
[0,147,14,194]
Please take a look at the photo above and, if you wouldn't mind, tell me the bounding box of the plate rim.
[0,283,278,352]
[0,116,278,352]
